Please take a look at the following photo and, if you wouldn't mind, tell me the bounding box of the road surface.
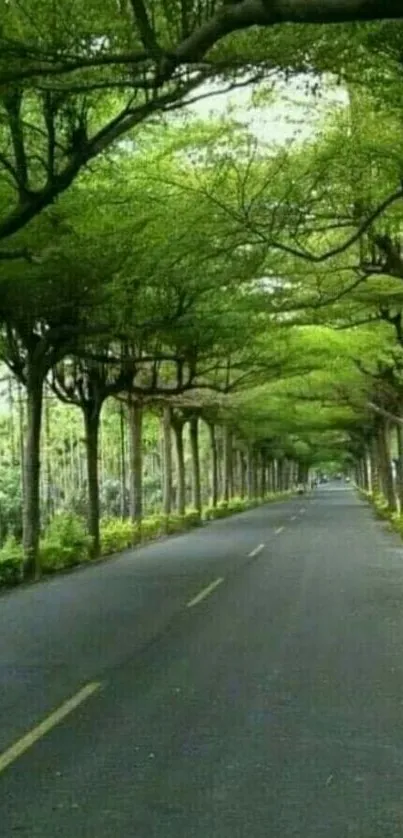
[1,486,403,836]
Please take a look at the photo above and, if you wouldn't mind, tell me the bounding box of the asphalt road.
[2,486,403,836]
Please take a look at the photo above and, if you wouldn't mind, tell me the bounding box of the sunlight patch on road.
[0,681,101,775]
[186,578,224,608]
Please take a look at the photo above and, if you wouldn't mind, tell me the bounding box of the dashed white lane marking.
[248,543,265,559]
[275,527,285,535]
[187,578,224,608]
[290,516,297,521]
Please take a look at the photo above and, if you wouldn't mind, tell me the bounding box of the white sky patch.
[186,74,348,147]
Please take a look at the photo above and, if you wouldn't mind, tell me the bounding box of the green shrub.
[390,512,403,535]
[165,514,187,534]
[226,498,244,513]
[213,503,231,519]
[184,509,202,528]
[139,514,166,540]
[100,518,141,555]
[0,536,23,586]
[40,513,92,572]
[372,492,390,520]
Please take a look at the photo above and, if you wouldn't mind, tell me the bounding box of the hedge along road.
[2,486,403,836]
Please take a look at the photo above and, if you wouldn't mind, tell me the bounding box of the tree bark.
[246,447,253,499]
[360,457,369,490]
[377,419,396,511]
[363,449,371,492]
[22,363,44,579]
[83,405,101,558]
[278,458,286,491]
[208,423,218,508]
[396,422,403,513]
[260,451,267,498]
[266,459,273,492]
[128,399,143,523]
[222,424,232,503]
[44,390,54,524]
[369,434,380,495]
[162,406,173,516]
[172,418,186,516]
[119,402,127,518]
[239,450,246,498]
[189,415,202,515]
[8,375,16,465]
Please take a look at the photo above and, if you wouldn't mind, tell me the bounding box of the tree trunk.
[8,375,16,465]
[359,458,367,490]
[232,448,240,496]
[128,399,143,523]
[239,451,246,498]
[173,418,186,516]
[189,415,202,515]
[363,449,371,492]
[222,424,232,503]
[254,456,259,497]
[44,390,54,524]
[260,452,267,498]
[377,419,396,511]
[246,447,253,499]
[285,459,292,490]
[266,459,273,492]
[18,381,25,507]
[83,405,102,558]
[290,460,297,489]
[162,406,173,517]
[22,364,44,579]
[208,423,218,508]
[369,435,380,495]
[396,422,403,513]
[119,403,127,518]
[277,458,285,491]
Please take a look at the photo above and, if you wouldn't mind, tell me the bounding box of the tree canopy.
[2,3,403,580]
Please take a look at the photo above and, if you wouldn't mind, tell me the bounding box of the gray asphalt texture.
[1,485,403,836]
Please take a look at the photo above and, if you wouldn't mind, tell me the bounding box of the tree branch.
[0,72,206,242]
[129,0,161,56]
[367,401,403,426]
[1,0,402,90]
[258,188,403,264]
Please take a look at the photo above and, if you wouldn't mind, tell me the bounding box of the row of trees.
[0,381,304,549]
[2,9,403,577]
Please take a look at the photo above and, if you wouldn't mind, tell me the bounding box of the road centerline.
[187,578,224,608]
[275,526,285,535]
[248,543,265,559]
[0,681,101,775]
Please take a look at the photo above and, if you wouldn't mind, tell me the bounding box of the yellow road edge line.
[275,526,285,535]
[187,577,224,608]
[248,543,265,558]
[0,681,101,775]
